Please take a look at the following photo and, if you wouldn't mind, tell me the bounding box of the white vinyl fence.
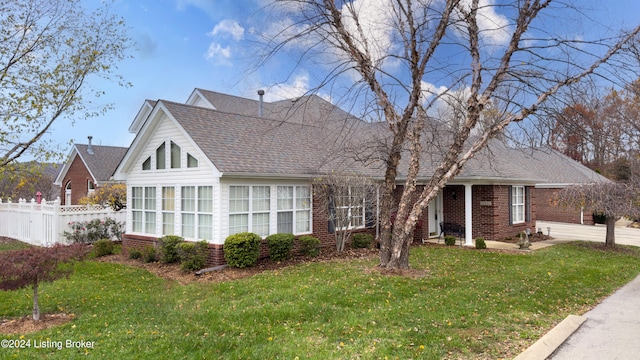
[0,198,126,246]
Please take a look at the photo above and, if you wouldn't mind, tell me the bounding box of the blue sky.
[47,0,640,152]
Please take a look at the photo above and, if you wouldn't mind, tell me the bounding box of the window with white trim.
[511,186,525,224]
[277,185,311,234]
[144,141,198,171]
[162,186,175,235]
[229,186,250,235]
[334,186,365,229]
[131,186,156,234]
[156,143,166,169]
[170,141,181,168]
[228,185,271,237]
[181,186,213,240]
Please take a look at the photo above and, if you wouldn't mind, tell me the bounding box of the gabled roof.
[54,144,128,186]
[158,100,365,176]
[118,89,608,186]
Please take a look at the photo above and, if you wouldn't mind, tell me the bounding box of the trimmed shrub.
[142,245,157,263]
[129,249,142,260]
[352,233,374,249]
[158,235,184,263]
[299,235,321,257]
[177,241,209,271]
[475,237,487,250]
[266,233,295,261]
[93,239,114,257]
[444,235,456,246]
[224,232,261,268]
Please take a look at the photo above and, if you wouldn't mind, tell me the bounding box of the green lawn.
[2,242,640,359]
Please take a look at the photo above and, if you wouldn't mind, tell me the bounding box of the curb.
[514,314,587,360]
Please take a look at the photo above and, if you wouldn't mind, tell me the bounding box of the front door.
[428,191,443,238]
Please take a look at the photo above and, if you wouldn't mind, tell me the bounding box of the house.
[54,137,128,205]
[113,89,608,265]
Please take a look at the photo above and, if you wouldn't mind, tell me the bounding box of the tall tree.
[262,0,640,268]
[0,0,131,167]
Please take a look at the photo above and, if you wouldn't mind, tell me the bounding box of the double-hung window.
[182,186,214,240]
[277,186,311,234]
[162,186,175,235]
[511,186,525,224]
[333,186,366,230]
[229,186,250,235]
[131,186,156,234]
[228,185,271,237]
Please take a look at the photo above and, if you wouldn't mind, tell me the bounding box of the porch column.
[465,184,473,246]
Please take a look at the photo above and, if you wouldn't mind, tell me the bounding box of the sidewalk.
[512,220,640,360]
[549,273,640,359]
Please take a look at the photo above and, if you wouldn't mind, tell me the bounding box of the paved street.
[536,220,640,247]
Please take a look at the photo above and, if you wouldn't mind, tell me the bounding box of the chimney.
[87,136,94,155]
[257,89,265,118]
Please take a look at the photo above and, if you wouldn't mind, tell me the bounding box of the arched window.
[65,181,72,205]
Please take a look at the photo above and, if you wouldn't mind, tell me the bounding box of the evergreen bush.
[158,235,184,263]
[266,233,295,261]
[224,232,261,268]
[444,235,456,246]
[352,233,374,249]
[93,239,114,257]
[177,241,208,271]
[299,235,321,257]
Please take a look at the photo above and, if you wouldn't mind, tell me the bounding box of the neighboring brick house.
[54,137,128,205]
[113,88,609,266]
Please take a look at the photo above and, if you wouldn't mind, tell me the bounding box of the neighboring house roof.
[116,89,609,186]
[54,143,128,186]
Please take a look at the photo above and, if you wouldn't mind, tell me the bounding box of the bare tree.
[0,0,131,167]
[262,0,640,268]
[313,174,378,252]
[553,182,640,247]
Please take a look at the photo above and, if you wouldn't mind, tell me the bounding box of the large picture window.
[511,186,525,224]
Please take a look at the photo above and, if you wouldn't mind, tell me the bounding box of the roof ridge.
[159,99,331,130]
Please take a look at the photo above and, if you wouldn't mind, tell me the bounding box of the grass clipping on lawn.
[0,241,639,359]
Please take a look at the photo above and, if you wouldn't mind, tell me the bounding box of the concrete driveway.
[515,220,640,360]
[536,220,640,247]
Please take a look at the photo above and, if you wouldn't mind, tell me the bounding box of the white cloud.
[209,19,245,41]
[205,43,232,65]
[264,74,311,101]
[456,0,512,46]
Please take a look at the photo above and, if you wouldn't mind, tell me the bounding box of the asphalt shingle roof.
[75,144,128,182]
[157,91,608,185]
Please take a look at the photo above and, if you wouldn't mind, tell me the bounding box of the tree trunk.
[605,216,617,247]
[32,279,40,321]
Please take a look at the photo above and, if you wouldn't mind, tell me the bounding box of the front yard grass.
[2,242,640,359]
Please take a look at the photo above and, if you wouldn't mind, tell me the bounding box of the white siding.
[124,112,222,242]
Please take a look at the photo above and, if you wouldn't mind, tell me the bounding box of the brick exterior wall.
[441,184,537,241]
[59,155,93,205]
[123,183,551,265]
[536,188,594,225]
